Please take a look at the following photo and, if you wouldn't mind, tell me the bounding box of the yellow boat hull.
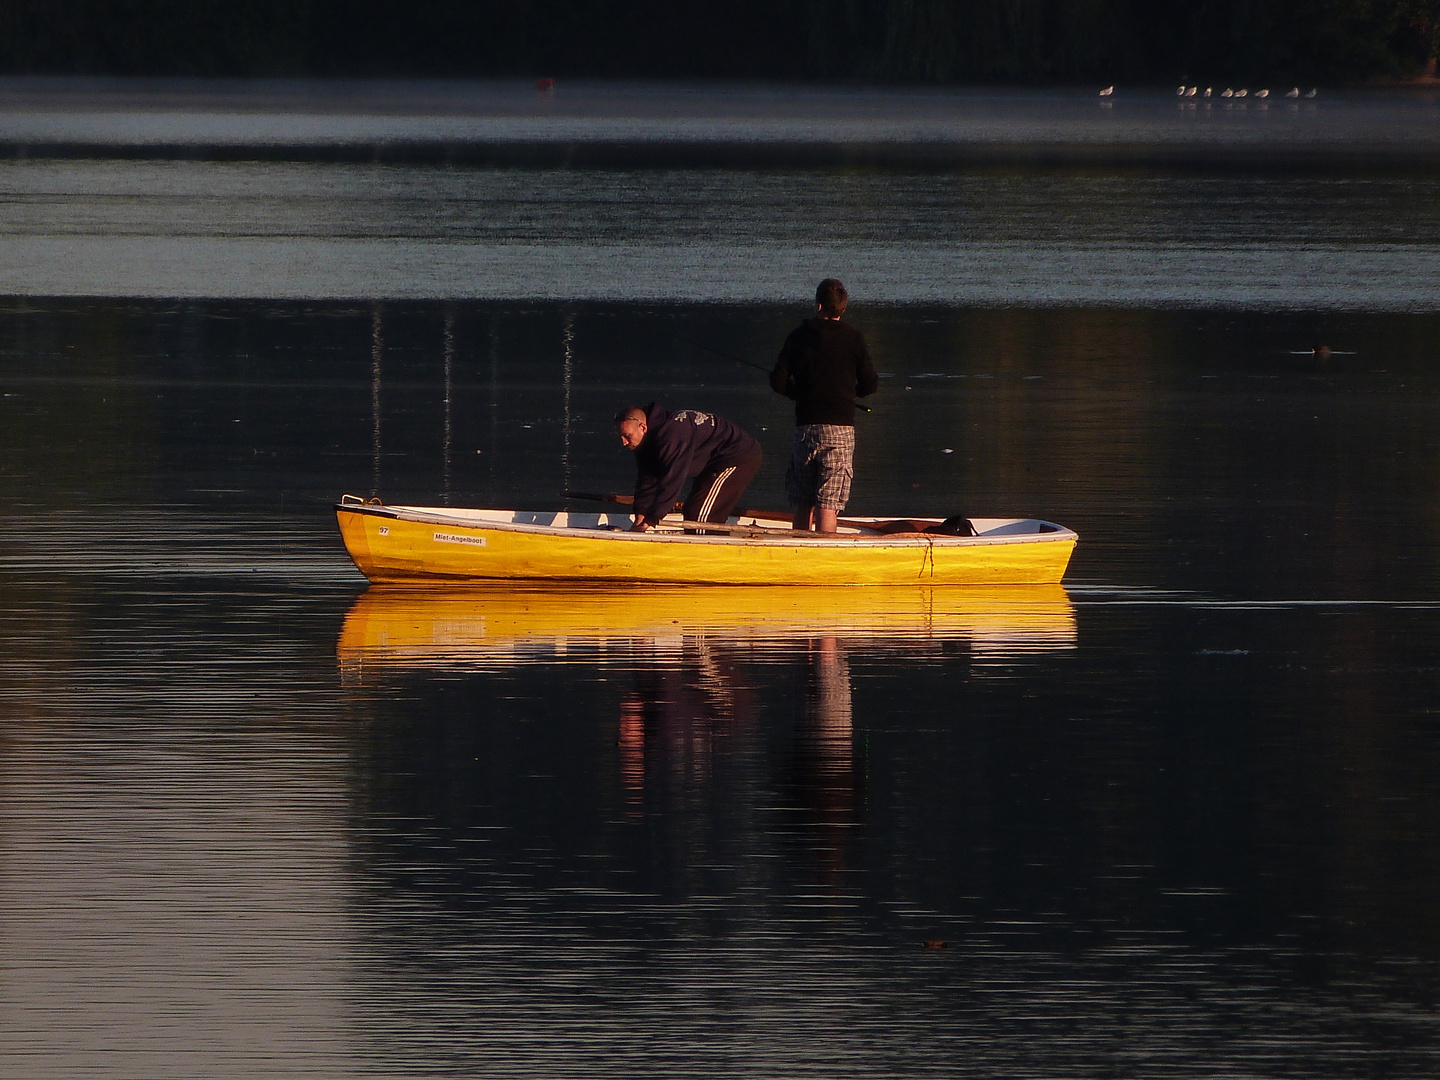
[335,501,1077,587]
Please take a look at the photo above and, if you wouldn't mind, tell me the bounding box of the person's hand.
[630,518,650,533]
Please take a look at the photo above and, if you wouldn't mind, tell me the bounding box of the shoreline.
[3,138,1439,173]
[0,80,1437,172]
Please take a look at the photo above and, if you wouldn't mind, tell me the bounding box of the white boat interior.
[339,497,1069,540]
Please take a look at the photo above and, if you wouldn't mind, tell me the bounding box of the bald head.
[614,406,648,450]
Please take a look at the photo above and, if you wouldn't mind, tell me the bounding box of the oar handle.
[565,490,633,505]
[564,491,684,512]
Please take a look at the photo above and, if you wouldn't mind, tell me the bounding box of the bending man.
[615,404,763,532]
[770,278,878,533]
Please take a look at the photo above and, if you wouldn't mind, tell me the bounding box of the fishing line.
[670,333,873,413]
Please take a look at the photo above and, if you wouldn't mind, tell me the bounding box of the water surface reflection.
[331,585,1440,1077]
[5,287,1440,1074]
[339,585,1076,851]
[336,584,1077,674]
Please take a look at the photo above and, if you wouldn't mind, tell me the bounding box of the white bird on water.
[1305,88,1318,98]
[1235,89,1248,98]
[1177,85,1186,96]
[1285,87,1300,98]
[1099,85,1114,97]
[1204,87,1213,97]
[1255,89,1270,98]
[1185,86,1198,97]
[1221,88,1234,98]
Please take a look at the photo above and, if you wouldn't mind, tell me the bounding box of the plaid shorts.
[785,424,856,511]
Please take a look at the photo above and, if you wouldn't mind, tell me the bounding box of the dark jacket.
[633,404,760,523]
[770,318,878,426]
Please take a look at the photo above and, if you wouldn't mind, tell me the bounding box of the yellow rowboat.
[334,496,1077,586]
[337,583,1076,675]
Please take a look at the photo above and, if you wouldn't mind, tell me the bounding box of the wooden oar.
[567,492,930,536]
[650,521,802,538]
[565,495,835,537]
[566,490,634,505]
[739,506,925,533]
[565,490,685,512]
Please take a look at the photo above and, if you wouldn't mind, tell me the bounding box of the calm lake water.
[2,82,1440,1078]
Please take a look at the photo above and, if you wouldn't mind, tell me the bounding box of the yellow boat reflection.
[337,584,1076,675]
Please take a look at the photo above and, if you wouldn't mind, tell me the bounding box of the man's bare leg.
[815,508,838,534]
[792,507,814,531]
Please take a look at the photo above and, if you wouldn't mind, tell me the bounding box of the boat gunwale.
[334,502,1079,549]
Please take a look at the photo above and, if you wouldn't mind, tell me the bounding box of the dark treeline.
[0,0,1435,84]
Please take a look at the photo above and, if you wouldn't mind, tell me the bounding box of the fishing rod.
[670,334,873,413]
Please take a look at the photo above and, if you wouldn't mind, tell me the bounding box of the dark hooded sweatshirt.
[770,318,878,426]
[632,404,760,524]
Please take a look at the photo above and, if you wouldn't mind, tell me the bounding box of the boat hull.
[335,501,1077,586]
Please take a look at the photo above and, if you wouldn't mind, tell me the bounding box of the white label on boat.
[434,531,486,547]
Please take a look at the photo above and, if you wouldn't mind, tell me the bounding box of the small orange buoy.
[922,939,948,949]
[536,77,556,92]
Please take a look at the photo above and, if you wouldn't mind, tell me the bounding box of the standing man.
[615,403,763,532]
[770,278,878,533]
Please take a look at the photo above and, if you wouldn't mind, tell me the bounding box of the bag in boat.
[872,516,975,536]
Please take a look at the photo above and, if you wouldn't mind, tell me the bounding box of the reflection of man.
[770,278,878,534]
[617,694,646,805]
[799,637,854,811]
[615,404,762,532]
[785,636,858,880]
[616,639,755,810]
